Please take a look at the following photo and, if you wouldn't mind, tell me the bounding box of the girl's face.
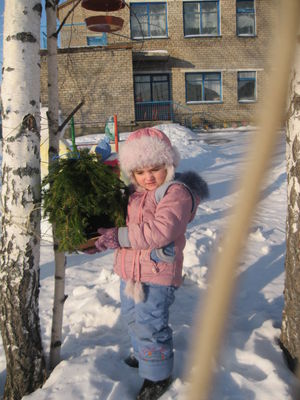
[133,165,167,191]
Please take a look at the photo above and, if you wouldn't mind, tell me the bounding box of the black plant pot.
[84,214,115,239]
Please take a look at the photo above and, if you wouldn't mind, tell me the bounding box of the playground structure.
[40,106,119,179]
[82,0,125,33]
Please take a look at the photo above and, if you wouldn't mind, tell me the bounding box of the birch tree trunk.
[280,35,300,368]
[46,0,67,370]
[0,1,46,398]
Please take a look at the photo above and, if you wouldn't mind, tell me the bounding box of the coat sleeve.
[119,184,194,250]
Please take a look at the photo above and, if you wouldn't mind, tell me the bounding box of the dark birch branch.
[52,0,82,38]
[58,100,85,134]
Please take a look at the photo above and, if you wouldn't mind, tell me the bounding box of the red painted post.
[114,114,119,153]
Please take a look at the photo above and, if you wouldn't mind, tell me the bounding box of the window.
[87,34,107,46]
[183,1,220,37]
[238,71,256,101]
[236,0,255,36]
[134,74,170,103]
[130,2,168,39]
[134,74,171,121]
[186,72,221,102]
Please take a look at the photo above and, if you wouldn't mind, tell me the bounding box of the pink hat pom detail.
[126,127,172,147]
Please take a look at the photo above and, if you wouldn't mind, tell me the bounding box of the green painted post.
[70,116,78,153]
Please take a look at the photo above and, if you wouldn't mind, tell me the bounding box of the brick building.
[40,0,277,133]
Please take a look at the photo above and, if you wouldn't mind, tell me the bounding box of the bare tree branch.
[58,100,85,134]
[53,0,82,38]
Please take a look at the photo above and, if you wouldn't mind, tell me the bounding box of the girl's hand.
[79,236,99,254]
[95,228,119,251]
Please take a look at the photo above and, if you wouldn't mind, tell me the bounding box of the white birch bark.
[46,0,67,370]
[0,1,46,398]
[280,36,300,364]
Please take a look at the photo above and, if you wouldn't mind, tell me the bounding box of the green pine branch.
[42,149,128,252]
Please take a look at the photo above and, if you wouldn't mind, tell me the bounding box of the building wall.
[129,0,277,125]
[40,45,135,134]
[40,0,279,131]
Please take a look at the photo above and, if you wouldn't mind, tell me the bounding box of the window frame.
[86,34,107,46]
[134,73,171,103]
[183,0,220,38]
[185,72,222,104]
[237,70,257,102]
[130,2,168,40]
[236,0,256,37]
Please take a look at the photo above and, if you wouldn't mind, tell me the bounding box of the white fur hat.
[119,127,180,183]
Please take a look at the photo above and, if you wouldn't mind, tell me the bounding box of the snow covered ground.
[0,123,296,399]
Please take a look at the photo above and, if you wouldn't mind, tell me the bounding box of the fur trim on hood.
[175,171,209,201]
[154,170,209,214]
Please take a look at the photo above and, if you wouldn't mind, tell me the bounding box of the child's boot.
[124,354,139,368]
[136,376,172,400]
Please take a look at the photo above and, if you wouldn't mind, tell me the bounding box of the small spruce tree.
[42,149,128,253]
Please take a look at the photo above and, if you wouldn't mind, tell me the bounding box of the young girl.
[88,127,208,400]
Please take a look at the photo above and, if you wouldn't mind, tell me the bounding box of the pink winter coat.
[115,182,199,287]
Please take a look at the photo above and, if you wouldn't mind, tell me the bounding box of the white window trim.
[180,68,225,73]
[186,100,223,104]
